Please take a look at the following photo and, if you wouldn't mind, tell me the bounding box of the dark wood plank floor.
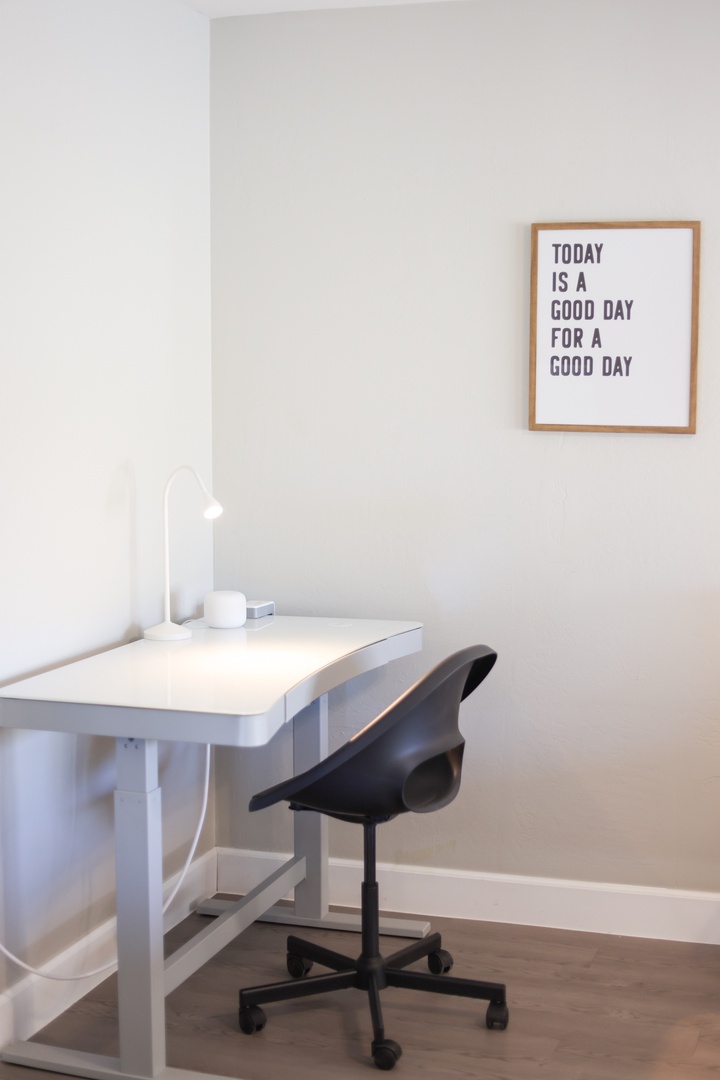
[1,903,720,1079]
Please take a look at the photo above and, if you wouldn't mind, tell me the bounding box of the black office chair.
[238,645,508,1071]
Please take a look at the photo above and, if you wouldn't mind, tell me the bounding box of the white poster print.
[530,223,699,432]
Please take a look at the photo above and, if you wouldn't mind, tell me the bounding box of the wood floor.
[1,903,720,1079]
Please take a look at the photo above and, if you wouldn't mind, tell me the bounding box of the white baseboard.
[0,849,217,1049]
[217,847,720,946]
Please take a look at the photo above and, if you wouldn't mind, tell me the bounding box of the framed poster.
[529,221,700,433]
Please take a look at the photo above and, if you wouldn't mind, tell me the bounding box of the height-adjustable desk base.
[2,739,307,1080]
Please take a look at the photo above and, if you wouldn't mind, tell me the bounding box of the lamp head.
[203,497,223,520]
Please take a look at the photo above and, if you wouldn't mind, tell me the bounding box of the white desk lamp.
[144,465,223,641]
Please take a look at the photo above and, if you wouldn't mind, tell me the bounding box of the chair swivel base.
[239,931,509,1071]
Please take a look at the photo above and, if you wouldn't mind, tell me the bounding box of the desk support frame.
[2,737,307,1080]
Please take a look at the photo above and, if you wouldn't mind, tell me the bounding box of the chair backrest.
[249,645,497,825]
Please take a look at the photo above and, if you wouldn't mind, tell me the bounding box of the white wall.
[0,0,213,1007]
[3,0,719,1032]
[211,0,720,894]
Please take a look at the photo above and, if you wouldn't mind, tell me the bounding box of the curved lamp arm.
[144,465,223,641]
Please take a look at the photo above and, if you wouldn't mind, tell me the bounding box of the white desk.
[0,615,422,1080]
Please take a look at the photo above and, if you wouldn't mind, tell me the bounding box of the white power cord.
[160,742,211,914]
[0,743,211,982]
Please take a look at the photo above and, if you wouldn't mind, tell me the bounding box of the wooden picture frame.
[529,221,700,433]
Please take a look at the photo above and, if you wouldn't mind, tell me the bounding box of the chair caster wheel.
[239,1004,267,1035]
[286,953,313,978]
[486,1001,509,1030]
[372,1038,402,1070]
[428,948,453,974]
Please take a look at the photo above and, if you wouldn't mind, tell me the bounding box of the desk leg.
[291,695,329,920]
[114,737,166,1077]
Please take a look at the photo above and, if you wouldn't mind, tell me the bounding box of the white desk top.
[0,616,422,747]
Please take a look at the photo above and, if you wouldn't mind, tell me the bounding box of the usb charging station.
[246,600,275,619]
